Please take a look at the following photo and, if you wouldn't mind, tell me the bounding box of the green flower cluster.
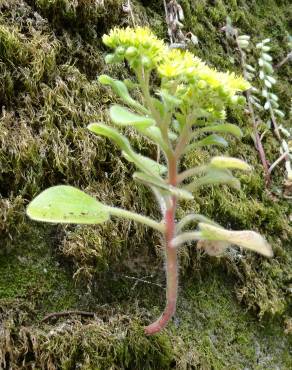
[102,27,167,69]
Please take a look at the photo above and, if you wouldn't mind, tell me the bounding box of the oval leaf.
[198,223,273,257]
[110,105,155,129]
[98,75,147,114]
[134,125,169,152]
[184,169,240,191]
[195,134,228,148]
[199,124,243,138]
[210,156,252,171]
[88,123,131,153]
[88,123,166,177]
[133,172,194,200]
[185,134,228,153]
[27,186,110,224]
[122,151,167,176]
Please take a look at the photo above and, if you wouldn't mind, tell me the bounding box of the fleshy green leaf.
[186,134,228,153]
[133,172,194,200]
[184,169,240,191]
[196,134,229,147]
[274,109,285,118]
[238,35,250,41]
[176,213,219,233]
[134,126,169,152]
[246,64,256,72]
[198,223,273,257]
[160,90,182,109]
[98,75,147,113]
[134,125,177,153]
[210,156,252,171]
[262,62,273,74]
[27,186,110,224]
[88,123,165,177]
[110,105,155,129]
[238,39,249,49]
[199,124,243,138]
[122,151,167,176]
[88,122,131,152]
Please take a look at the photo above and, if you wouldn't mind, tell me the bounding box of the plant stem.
[145,155,178,334]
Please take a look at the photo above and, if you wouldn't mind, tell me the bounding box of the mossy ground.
[0,0,291,368]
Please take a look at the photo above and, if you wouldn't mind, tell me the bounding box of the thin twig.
[269,105,281,141]
[123,0,136,27]
[164,0,173,44]
[124,275,164,289]
[128,0,136,27]
[268,150,290,174]
[42,310,95,323]
[275,52,292,69]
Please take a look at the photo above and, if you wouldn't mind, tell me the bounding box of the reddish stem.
[145,157,178,335]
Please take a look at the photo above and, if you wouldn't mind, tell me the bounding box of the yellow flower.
[158,48,250,96]
[158,49,204,78]
[102,27,167,65]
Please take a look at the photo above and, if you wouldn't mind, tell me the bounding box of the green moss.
[173,272,292,369]
[1,269,291,369]
[0,225,79,314]
[0,196,26,249]
[31,0,123,35]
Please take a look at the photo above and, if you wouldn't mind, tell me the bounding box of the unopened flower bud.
[105,54,116,64]
[126,46,137,57]
[198,80,207,89]
[141,56,151,69]
[116,46,125,55]
[230,95,246,105]
[218,87,229,98]
[237,96,246,105]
